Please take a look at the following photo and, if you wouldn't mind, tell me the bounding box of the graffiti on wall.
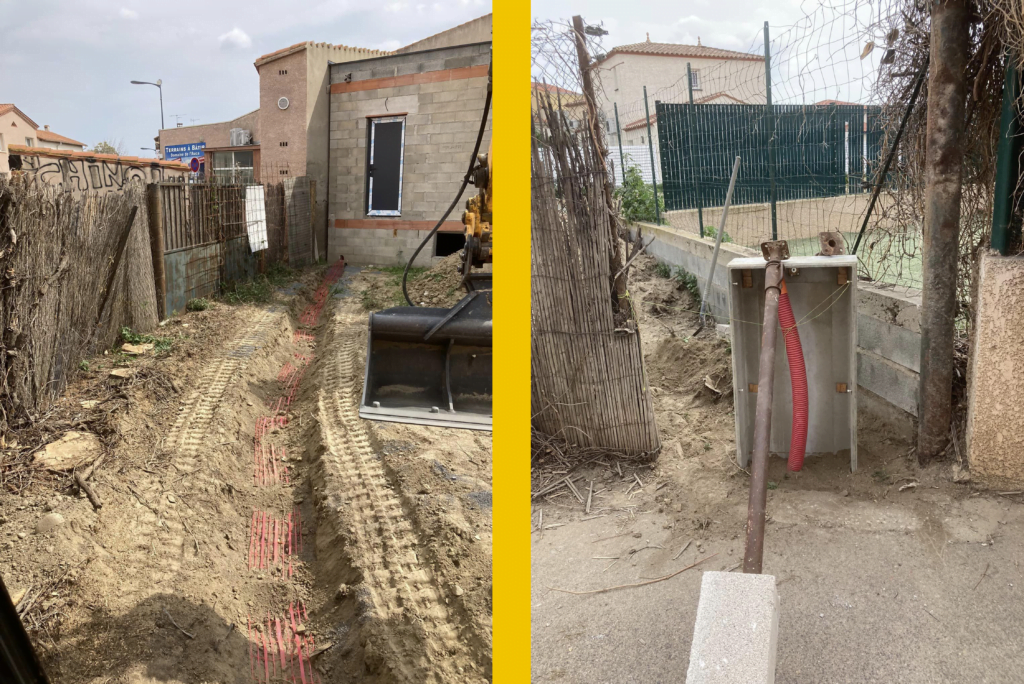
[11,153,188,194]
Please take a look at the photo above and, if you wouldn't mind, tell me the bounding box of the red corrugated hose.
[778,280,808,472]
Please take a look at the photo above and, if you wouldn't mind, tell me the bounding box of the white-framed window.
[690,70,702,91]
[0,133,5,152]
[25,137,34,147]
[211,150,255,184]
[366,116,406,216]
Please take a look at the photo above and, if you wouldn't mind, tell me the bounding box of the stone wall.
[661,193,894,250]
[8,146,188,194]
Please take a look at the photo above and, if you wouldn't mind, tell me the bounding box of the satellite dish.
[278,97,289,110]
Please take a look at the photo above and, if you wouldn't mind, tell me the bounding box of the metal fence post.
[643,86,661,225]
[992,52,1022,256]
[614,102,626,187]
[763,21,778,240]
[686,62,705,237]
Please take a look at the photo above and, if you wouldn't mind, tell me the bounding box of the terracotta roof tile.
[598,40,762,65]
[35,128,86,147]
[254,41,390,68]
[531,82,581,96]
[0,104,40,130]
[623,114,656,132]
[621,92,749,131]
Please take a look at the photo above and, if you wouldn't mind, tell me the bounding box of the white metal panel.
[727,255,858,471]
[245,185,268,252]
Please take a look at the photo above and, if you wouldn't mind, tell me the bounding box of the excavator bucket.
[359,277,492,430]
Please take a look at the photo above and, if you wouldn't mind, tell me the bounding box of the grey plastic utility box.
[727,255,858,471]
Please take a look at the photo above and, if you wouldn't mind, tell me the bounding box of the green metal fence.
[655,102,883,212]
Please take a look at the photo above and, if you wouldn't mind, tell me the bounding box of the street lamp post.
[131,79,164,130]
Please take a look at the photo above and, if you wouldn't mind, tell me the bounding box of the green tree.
[91,139,125,155]
[614,163,664,224]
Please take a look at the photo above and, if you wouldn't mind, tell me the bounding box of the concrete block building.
[153,13,492,266]
[326,40,491,266]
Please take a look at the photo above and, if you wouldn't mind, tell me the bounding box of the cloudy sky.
[0,0,490,154]
[533,0,886,106]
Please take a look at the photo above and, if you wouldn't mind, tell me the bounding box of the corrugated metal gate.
[151,179,315,317]
[654,103,883,211]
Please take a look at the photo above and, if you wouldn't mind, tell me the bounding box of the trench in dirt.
[2,262,492,684]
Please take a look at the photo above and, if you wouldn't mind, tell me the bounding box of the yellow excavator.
[359,70,493,431]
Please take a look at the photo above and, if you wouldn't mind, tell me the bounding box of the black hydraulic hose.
[401,65,492,306]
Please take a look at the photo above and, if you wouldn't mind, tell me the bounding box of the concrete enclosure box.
[727,255,858,471]
[686,571,780,684]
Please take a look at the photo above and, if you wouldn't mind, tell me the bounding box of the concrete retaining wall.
[661,193,896,251]
[967,252,1024,487]
[631,221,920,429]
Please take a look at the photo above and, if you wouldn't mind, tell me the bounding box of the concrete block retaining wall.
[630,221,920,432]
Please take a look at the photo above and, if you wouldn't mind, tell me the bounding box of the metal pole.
[918,0,970,465]
[686,62,705,237]
[763,22,778,240]
[643,86,661,225]
[699,155,741,324]
[991,52,1022,256]
[158,84,165,131]
[743,239,787,575]
[852,62,928,254]
[614,102,626,187]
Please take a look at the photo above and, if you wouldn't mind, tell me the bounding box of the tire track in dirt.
[131,305,286,591]
[315,309,481,683]
[168,305,285,470]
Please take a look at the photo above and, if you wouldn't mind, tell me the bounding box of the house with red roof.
[593,35,766,148]
[0,104,86,177]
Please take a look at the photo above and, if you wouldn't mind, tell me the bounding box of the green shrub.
[78,360,89,372]
[222,264,297,306]
[186,298,210,312]
[654,262,672,279]
[673,266,701,301]
[704,225,733,243]
[614,164,665,224]
[120,327,174,354]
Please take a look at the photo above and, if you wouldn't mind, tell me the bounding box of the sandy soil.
[359,254,469,311]
[531,255,1024,683]
[0,263,492,683]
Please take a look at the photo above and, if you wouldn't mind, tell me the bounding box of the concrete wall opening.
[435,232,466,257]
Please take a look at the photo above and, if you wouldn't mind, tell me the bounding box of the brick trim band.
[334,219,465,233]
[330,64,488,94]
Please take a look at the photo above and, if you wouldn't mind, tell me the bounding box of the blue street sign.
[163,142,206,162]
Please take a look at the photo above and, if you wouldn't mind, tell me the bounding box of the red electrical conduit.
[778,280,808,472]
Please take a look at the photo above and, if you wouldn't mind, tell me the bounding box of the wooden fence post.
[146,184,167,320]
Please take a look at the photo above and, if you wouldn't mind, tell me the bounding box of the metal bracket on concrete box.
[727,254,859,472]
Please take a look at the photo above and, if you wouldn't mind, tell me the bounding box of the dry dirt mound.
[646,335,733,401]
[407,253,467,308]
[362,254,469,312]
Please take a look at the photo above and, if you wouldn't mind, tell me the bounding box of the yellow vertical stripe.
[492,1,531,681]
